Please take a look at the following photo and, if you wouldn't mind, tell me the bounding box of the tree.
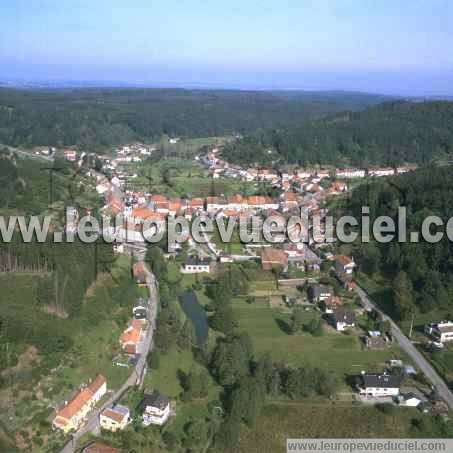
[181,368,210,400]
[229,376,265,426]
[392,271,415,320]
[210,303,237,335]
[304,318,323,336]
[289,308,305,334]
[178,320,196,350]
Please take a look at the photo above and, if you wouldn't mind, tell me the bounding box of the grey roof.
[310,284,333,298]
[185,256,210,266]
[361,373,402,389]
[138,391,170,412]
[334,308,356,325]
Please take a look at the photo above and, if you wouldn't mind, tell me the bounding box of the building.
[368,167,395,177]
[397,393,422,407]
[336,168,366,178]
[120,319,143,355]
[308,284,333,302]
[333,308,356,331]
[424,321,453,343]
[356,372,402,398]
[335,255,356,275]
[261,247,288,271]
[138,392,171,426]
[133,298,148,320]
[100,405,130,432]
[181,256,211,273]
[64,149,77,161]
[322,295,342,314]
[132,262,147,285]
[52,375,107,433]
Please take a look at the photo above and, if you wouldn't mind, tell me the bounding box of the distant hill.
[0,88,389,151]
[221,100,453,166]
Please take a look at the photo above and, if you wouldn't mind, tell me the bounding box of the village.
[39,140,453,452]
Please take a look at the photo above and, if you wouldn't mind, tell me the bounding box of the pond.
[180,290,208,346]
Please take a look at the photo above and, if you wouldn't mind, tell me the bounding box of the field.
[233,403,438,452]
[232,296,402,375]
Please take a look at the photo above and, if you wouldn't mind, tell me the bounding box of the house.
[81,442,119,453]
[149,194,168,210]
[133,298,148,320]
[100,405,130,432]
[333,308,356,331]
[132,262,147,285]
[138,392,171,426]
[189,198,204,211]
[397,393,421,407]
[206,196,226,212]
[322,295,342,314]
[226,194,247,210]
[368,167,395,177]
[335,255,356,275]
[356,372,402,398]
[64,149,77,161]
[261,247,288,272]
[284,243,321,270]
[247,195,278,210]
[52,375,107,433]
[120,319,143,355]
[336,168,366,178]
[281,192,299,210]
[181,256,211,273]
[308,284,333,302]
[364,335,387,349]
[424,321,453,343]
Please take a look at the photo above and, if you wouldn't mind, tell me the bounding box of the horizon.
[1,1,453,97]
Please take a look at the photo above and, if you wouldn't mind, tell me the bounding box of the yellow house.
[100,405,130,432]
[53,374,107,433]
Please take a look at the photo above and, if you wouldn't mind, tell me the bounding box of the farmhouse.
[120,319,143,355]
[100,405,130,432]
[322,295,342,314]
[356,372,402,398]
[138,392,171,426]
[52,374,107,433]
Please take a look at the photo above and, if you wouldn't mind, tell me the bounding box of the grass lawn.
[233,403,435,452]
[232,296,404,375]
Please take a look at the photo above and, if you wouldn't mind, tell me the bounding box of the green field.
[231,295,404,375]
[233,403,440,452]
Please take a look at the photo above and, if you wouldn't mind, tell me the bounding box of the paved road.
[354,284,453,410]
[60,260,158,453]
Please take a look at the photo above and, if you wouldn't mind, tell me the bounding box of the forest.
[222,101,453,166]
[342,165,453,319]
[0,88,387,150]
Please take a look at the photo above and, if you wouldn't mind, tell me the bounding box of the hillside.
[222,101,453,166]
[0,88,388,150]
[339,165,453,318]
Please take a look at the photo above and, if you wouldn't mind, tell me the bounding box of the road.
[354,284,453,410]
[60,260,158,453]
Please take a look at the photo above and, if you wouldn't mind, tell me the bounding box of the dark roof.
[310,284,333,298]
[333,308,356,324]
[138,391,170,412]
[185,256,210,266]
[361,373,402,389]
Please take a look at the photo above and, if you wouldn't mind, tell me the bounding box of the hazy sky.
[1,0,452,95]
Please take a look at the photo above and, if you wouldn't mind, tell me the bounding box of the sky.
[1,0,453,95]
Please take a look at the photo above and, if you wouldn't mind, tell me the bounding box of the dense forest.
[222,101,453,166]
[0,88,388,150]
[343,166,453,319]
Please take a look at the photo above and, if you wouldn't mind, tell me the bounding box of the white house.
[397,393,421,407]
[425,321,453,343]
[139,392,170,426]
[100,405,130,432]
[357,372,402,398]
[181,256,211,274]
[333,308,356,331]
[336,168,366,178]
